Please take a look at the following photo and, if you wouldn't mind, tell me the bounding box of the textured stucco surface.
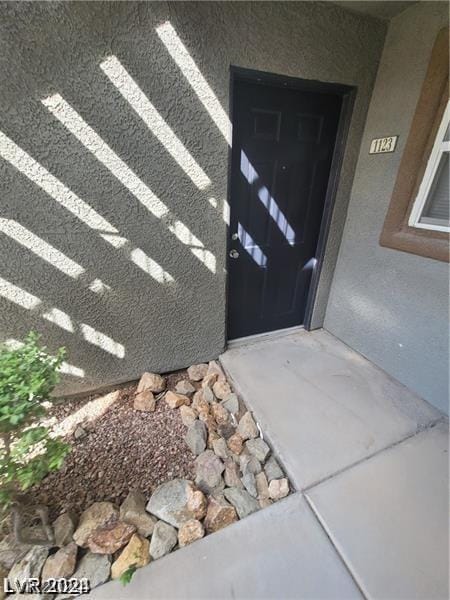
[325,1,449,413]
[0,1,385,395]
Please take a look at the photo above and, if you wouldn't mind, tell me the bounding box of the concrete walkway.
[91,329,448,599]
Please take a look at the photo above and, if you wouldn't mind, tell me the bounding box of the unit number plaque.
[369,136,398,154]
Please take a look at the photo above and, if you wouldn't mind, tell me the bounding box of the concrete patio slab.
[306,421,449,600]
[89,493,362,599]
[220,329,442,490]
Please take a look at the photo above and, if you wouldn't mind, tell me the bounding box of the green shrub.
[0,332,70,508]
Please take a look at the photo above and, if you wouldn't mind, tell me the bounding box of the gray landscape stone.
[241,472,258,498]
[264,456,284,482]
[120,490,156,537]
[175,380,196,396]
[150,521,177,560]
[217,421,236,440]
[202,386,215,404]
[185,420,207,455]
[147,479,199,528]
[8,546,49,584]
[240,453,262,475]
[195,450,225,494]
[221,393,239,415]
[53,512,77,547]
[212,437,229,460]
[245,438,270,462]
[72,552,111,589]
[223,487,260,519]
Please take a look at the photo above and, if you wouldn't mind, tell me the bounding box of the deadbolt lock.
[231,233,239,241]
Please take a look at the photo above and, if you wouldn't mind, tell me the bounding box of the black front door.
[227,77,342,340]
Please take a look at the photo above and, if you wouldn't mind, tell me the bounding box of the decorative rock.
[187,363,208,381]
[217,421,236,440]
[227,433,244,455]
[111,534,150,580]
[255,471,270,500]
[213,380,232,400]
[202,386,215,404]
[0,564,7,600]
[240,453,262,475]
[165,391,190,409]
[73,502,118,547]
[210,402,230,426]
[133,390,156,412]
[147,479,204,528]
[206,360,227,382]
[241,472,258,498]
[221,393,239,415]
[178,519,204,547]
[8,546,48,584]
[264,456,284,482]
[185,420,207,455]
[137,372,165,394]
[71,552,111,590]
[237,411,258,440]
[268,478,289,500]
[87,520,135,554]
[223,487,260,519]
[212,437,229,460]
[150,521,177,559]
[120,491,156,537]
[259,498,273,509]
[73,426,86,440]
[180,405,198,427]
[175,380,196,396]
[41,543,77,580]
[204,495,238,533]
[199,413,217,433]
[192,391,209,416]
[201,373,218,389]
[224,459,243,488]
[53,512,77,547]
[136,372,164,395]
[207,430,221,449]
[187,489,207,521]
[195,450,225,494]
[245,438,270,462]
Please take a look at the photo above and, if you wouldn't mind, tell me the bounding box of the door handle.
[229,249,239,259]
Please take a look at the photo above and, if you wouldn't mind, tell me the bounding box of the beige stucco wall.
[325,1,449,413]
[0,1,385,395]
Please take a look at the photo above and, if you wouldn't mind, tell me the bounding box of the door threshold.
[227,325,305,349]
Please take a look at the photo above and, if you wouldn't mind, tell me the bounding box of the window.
[408,100,450,232]
[379,27,449,262]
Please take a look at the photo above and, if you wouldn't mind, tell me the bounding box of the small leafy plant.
[0,332,70,542]
[119,565,137,586]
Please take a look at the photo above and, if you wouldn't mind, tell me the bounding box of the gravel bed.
[32,371,197,520]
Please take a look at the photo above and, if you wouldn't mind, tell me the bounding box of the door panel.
[227,78,342,340]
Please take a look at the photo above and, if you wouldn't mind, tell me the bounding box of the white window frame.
[408,99,450,233]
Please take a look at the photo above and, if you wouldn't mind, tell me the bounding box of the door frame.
[226,66,356,340]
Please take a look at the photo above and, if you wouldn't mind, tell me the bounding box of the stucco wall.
[0,1,385,395]
[325,1,449,413]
